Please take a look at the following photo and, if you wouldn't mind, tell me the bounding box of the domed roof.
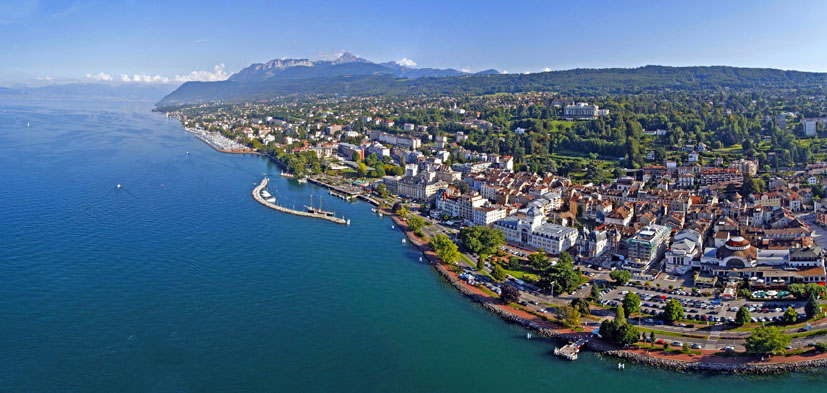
[717,236,757,261]
[726,236,750,248]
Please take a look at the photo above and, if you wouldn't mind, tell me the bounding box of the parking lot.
[600,285,807,325]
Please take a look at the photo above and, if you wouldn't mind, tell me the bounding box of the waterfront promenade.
[252,178,348,225]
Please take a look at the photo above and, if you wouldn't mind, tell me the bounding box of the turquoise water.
[0,99,824,392]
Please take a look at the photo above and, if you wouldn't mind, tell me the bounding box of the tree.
[740,173,760,197]
[356,162,368,178]
[588,284,600,302]
[528,249,550,270]
[476,257,485,271]
[491,264,507,281]
[407,215,425,233]
[610,269,631,286]
[351,151,361,162]
[806,283,826,299]
[789,283,807,298]
[374,163,386,177]
[458,226,506,255]
[735,306,751,325]
[806,293,820,318]
[649,331,656,348]
[539,251,581,295]
[744,326,790,355]
[430,234,460,264]
[783,307,798,324]
[600,304,639,346]
[663,299,685,323]
[376,183,390,198]
[500,284,520,304]
[397,206,409,220]
[571,298,591,315]
[558,305,582,328]
[623,292,641,315]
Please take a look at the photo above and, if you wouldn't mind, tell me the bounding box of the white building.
[564,102,601,120]
[494,208,578,254]
[473,205,507,226]
[665,229,703,275]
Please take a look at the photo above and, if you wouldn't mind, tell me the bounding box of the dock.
[253,178,349,225]
[554,338,588,361]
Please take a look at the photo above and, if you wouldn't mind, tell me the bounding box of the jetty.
[554,338,588,361]
[253,178,349,225]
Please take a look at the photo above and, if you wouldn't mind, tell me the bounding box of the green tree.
[397,206,409,220]
[571,297,591,315]
[735,306,751,325]
[789,283,807,298]
[539,251,581,295]
[615,303,627,325]
[558,305,581,328]
[430,234,460,264]
[782,307,798,324]
[623,292,641,315]
[588,284,600,302]
[376,183,390,198]
[491,264,507,281]
[663,299,685,323]
[407,215,425,232]
[374,163,386,177]
[610,269,632,286]
[458,226,505,255]
[806,283,826,299]
[744,326,790,355]
[356,162,368,178]
[500,284,520,304]
[528,249,550,270]
[351,151,361,162]
[740,173,761,197]
[806,293,820,318]
[476,257,485,271]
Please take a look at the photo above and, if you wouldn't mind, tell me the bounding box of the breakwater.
[253,178,349,225]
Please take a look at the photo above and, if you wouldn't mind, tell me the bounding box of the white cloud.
[37,76,53,81]
[173,64,229,82]
[543,67,551,72]
[461,66,471,73]
[118,64,230,84]
[120,74,169,84]
[395,57,417,67]
[86,72,113,82]
[502,70,509,74]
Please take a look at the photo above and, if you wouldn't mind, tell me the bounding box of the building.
[338,143,363,161]
[698,168,740,185]
[699,237,826,285]
[473,205,507,226]
[368,130,421,149]
[665,229,703,275]
[625,224,670,273]
[494,208,578,254]
[434,135,448,150]
[729,159,758,176]
[366,142,390,158]
[396,176,446,201]
[564,102,604,120]
[458,193,486,221]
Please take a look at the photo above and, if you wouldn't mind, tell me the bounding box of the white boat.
[402,238,406,243]
[261,190,272,198]
[297,178,307,183]
[265,197,276,204]
[371,208,377,213]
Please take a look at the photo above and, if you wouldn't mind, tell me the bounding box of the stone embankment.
[253,178,348,225]
[389,213,827,374]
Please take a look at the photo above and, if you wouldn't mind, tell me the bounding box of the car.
[691,343,702,349]
[656,339,665,344]
[671,341,682,347]
[723,346,735,352]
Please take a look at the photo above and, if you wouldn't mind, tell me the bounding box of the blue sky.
[2,0,827,86]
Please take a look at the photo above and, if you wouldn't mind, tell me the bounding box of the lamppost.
[551,281,556,299]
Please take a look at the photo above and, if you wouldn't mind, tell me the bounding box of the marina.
[252,178,349,225]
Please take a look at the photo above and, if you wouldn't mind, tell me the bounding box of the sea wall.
[390,213,827,374]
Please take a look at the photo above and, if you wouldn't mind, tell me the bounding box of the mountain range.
[228,52,497,82]
[157,62,827,107]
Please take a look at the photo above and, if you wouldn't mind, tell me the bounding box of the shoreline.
[183,124,827,374]
[388,213,827,374]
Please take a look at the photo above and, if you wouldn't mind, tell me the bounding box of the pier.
[554,338,588,361]
[253,178,349,225]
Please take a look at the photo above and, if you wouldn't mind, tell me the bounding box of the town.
[160,88,827,359]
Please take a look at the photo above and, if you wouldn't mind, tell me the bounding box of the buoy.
[402,239,406,243]
[527,333,532,340]
[116,184,121,189]
[419,256,423,262]
[186,151,190,155]
[618,363,625,370]
[27,122,30,128]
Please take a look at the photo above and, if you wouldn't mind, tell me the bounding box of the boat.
[297,177,307,183]
[617,363,625,370]
[371,208,377,213]
[402,238,406,243]
[265,197,276,204]
[305,194,335,216]
[261,190,272,199]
